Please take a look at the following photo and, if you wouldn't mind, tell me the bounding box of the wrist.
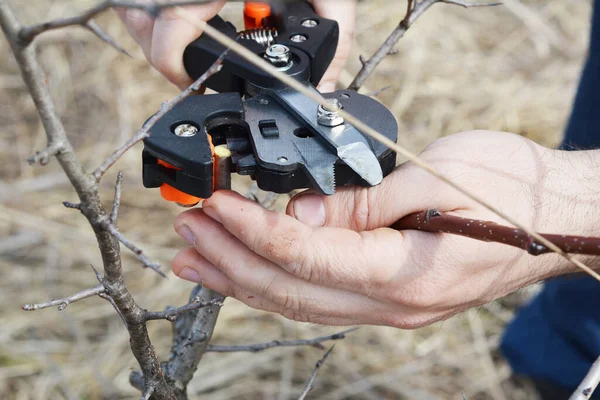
[539,148,600,275]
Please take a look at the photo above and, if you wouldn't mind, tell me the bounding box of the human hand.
[116,0,356,91]
[171,131,600,327]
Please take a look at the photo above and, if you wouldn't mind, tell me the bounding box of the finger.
[172,247,358,326]
[150,1,225,89]
[173,208,390,321]
[313,0,356,92]
[115,7,155,61]
[286,163,462,231]
[201,191,409,295]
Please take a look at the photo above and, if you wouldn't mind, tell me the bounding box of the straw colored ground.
[0,0,592,398]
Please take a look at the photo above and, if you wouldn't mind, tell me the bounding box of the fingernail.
[178,267,201,282]
[176,225,195,245]
[203,207,222,224]
[293,194,326,228]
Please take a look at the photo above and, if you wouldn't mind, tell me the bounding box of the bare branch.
[298,346,335,400]
[145,297,225,322]
[393,209,600,259]
[17,0,216,44]
[63,201,82,210]
[85,20,131,57]
[570,356,600,400]
[206,328,358,353]
[111,172,124,226]
[348,0,501,91]
[104,221,166,277]
[98,292,128,326]
[140,382,156,400]
[193,18,599,282]
[92,48,228,181]
[27,142,63,166]
[22,284,105,311]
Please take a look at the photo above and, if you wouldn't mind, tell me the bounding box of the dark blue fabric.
[500,0,600,391]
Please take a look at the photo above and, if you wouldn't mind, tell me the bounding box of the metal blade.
[272,87,383,187]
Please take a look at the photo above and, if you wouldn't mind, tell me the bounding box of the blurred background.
[0,0,592,398]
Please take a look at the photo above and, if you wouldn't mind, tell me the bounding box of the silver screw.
[290,34,307,43]
[317,98,344,127]
[174,123,198,137]
[302,19,318,27]
[277,156,288,163]
[265,44,291,68]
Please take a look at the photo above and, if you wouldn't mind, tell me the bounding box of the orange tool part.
[157,135,215,206]
[244,2,271,29]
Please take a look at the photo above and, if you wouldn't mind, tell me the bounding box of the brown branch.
[206,328,358,353]
[570,355,600,400]
[298,346,335,400]
[393,209,600,257]
[92,49,228,181]
[22,284,105,311]
[145,297,225,322]
[348,0,501,91]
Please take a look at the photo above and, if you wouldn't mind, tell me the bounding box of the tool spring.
[239,28,278,47]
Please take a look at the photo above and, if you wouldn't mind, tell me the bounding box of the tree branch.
[348,0,501,91]
[17,0,216,45]
[0,3,173,398]
[22,284,106,311]
[85,19,131,57]
[145,297,225,322]
[570,355,600,400]
[298,346,335,400]
[206,328,358,353]
[393,210,600,258]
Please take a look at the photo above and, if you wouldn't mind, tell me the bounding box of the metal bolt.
[278,156,288,163]
[302,19,318,27]
[317,98,344,127]
[264,44,291,68]
[174,123,198,137]
[290,34,307,43]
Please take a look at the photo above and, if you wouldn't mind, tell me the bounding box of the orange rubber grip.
[244,2,271,29]
[157,135,215,206]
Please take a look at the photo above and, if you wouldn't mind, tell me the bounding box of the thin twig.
[393,210,600,257]
[27,142,63,166]
[91,49,228,181]
[98,292,128,327]
[206,328,358,353]
[104,222,166,277]
[17,0,215,44]
[190,17,600,282]
[84,20,131,57]
[570,356,600,400]
[22,284,106,311]
[145,297,225,321]
[298,346,335,400]
[111,172,124,226]
[348,0,501,91]
[63,201,82,210]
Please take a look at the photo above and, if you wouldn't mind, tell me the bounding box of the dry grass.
[0,0,591,398]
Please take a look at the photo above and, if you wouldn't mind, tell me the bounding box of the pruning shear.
[141,1,398,206]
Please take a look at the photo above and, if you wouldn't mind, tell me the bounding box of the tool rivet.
[174,123,198,137]
[317,98,344,127]
[265,44,292,68]
[301,19,318,27]
[278,156,288,163]
[290,34,307,43]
